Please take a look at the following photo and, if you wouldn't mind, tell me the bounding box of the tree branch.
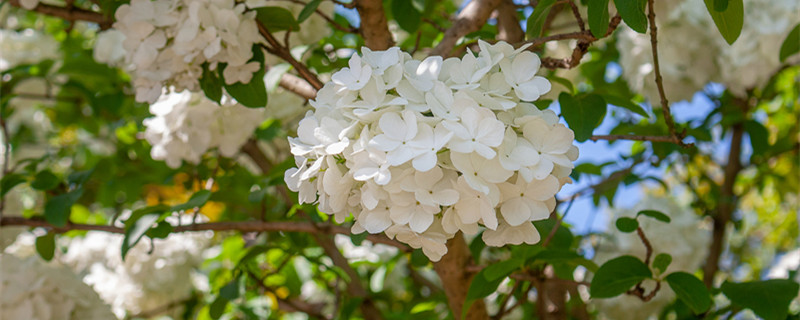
[5,0,112,28]
[703,116,746,287]
[353,0,394,50]
[538,15,622,70]
[589,134,688,144]
[0,216,410,251]
[430,0,503,57]
[268,66,318,100]
[647,0,687,147]
[495,0,524,43]
[258,23,324,90]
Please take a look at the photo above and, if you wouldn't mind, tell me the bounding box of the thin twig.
[268,0,359,33]
[258,23,324,90]
[647,0,687,147]
[567,0,585,32]
[635,226,654,266]
[589,134,688,144]
[5,0,112,28]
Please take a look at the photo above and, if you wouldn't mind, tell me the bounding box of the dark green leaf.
[146,221,173,239]
[67,169,93,186]
[255,7,300,31]
[721,280,800,320]
[637,210,671,223]
[209,296,228,320]
[31,170,59,191]
[392,0,422,32]
[411,249,429,267]
[483,258,524,282]
[666,272,712,314]
[526,0,557,38]
[535,249,599,271]
[1,174,27,197]
[350,231,367,246]
[613,0,648,33]
[703,0,743,45]
[463,268,506,318]
[44,189,84,227]
[35,233,56,261]
[779,24,800,62]
[652,253,672,274]
[223,47,268,108]
[615,217,639,233]
[220,279,241,300]
[559,93,607,142]
[604,95,649,117]
[122,213,160,258]
[713,0,728,11]
[745,120,769,155]
[588,0,611,38]
[200,64,223,103]
[533,219,574,249]
[297,0,322,23]
[590,255,652,298]
[171,190,212,212]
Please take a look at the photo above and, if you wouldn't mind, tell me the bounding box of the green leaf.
[44,189,84,227]
[713,0,728,11]
[533,219,574,249]
[721,279,800,320]
[209,296,228,320]
[703,0,743,45]
[255,7,300,31]
[615,217,639,233]
[31,170,59,191]
[463,268,506,319]
[590,255,652,298]
[171,190,212,212]
[1,174,27,197]
[67,169,93,186]
[652,253,672,274]
[559,93,607,142]
[200,64,223,103]
[146,221,173,239]
[35,233,56,261]
[297,0,322,23]
[588,0,611,38]
[392,0,422,32]
[779,24,800,62]
[220,279,241,300]
[410,249,429,267]
[666,272,712,314]
[613,0,648,33]
[483,258,524,282]
[745,120,769,155]
[121,205,169,258]
[637,210,671,223]
[604,95,649,118]
[223,47,268,108]
[526,0,557,38]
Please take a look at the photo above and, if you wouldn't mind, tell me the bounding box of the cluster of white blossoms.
[143,91,266,168]
[285,41,578,261]
[61,215,214,318]
[0,254,116,320]
[0,29,59,71]
[592,194,712,320]
[107,0,262,103]
[617,0,800,101]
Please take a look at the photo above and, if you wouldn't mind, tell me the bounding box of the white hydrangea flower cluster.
[0,254,116,320]
[143,91,266,168]
[0,29,59,71]
[285,41,578,261]
[110,0,262,103]
[592,195,712,320]
[617,0,800,101]
[61,216,213,318]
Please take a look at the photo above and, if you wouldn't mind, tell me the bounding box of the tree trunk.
[433,233,490,320]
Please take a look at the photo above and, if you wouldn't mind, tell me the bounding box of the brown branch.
[647,0,686,147]
[429,0,503,57]
[703,115,746,287]
[635,226,654,266]
[5,0,112,28]
[354,0,394,50]
[539,15,622,70]
[433,233,490,320]
[495,0,524,43]
[589,134,687,144]
[310,231,384,319]
[492,281,521,320]
[567,0,585,32]
[626,279,661,302]
[258,23,324,90]
[245,270,331,319]
[0,216,410,251]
